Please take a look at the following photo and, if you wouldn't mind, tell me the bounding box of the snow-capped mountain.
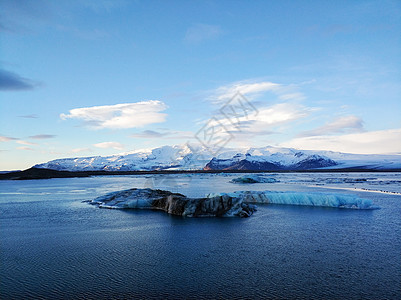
[34,144,401,171]
[34,145,209,171]
[204,147,401,171]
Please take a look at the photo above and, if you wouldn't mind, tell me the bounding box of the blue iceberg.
[207,191,379,210]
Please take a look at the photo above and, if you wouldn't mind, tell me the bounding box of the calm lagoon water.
[1,173,400,299]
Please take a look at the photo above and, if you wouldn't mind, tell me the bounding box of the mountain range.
[34,144,401,171]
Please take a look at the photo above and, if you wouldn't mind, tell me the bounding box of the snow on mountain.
[204,147,338,170]
[34,145,213,171]
[34,144,401,171]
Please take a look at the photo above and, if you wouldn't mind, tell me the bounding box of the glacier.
[89,188,379,218]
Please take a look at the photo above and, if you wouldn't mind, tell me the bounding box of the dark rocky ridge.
[0,167,90,180]
[204,155,338,171]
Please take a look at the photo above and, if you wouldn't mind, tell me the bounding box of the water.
[1,173,400,299]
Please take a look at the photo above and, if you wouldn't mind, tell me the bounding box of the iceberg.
[90,188,257,218]
[90,188,379,218]
[230,174,279,184]
[207,191,379,210]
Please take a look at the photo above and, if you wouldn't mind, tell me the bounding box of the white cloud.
[185,24,222,44]
[193,101,312,152]
[60,101,168,129]
[94,142,124,150]
[298,115,364,137]
[217,102,311,136]
[251,103,309,127]
[280,128,401,154]
[212,81,279,104]
[195,80,313,148]
[278,92,305,101]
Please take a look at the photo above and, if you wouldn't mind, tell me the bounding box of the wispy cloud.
[19,114,39,119]
[0,21,13,33]
[71,147,92,153]
[280,128,401,154]
[210,80,305,104]
[16,140,37,146]
[0,0,53,34]
[297,115,364,137]
[17,146,34,151]
[211,81,279,104]
[203,80,311,140]
[0,69,38,91]
[56,25,111,40]
[185,24,222,44]
[1,0,123,38]
[131,129,194,140]
[81,0,130,14]
[94,141,124,150]
[29,134,56,139]
[0,135,18,142]
[219,102,311,136]
[131,130,168,138]
[60,101,168,129]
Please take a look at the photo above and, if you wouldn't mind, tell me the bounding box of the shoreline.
[0,167,400,180]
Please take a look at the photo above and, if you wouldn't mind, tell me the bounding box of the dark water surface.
[1,175,400,299]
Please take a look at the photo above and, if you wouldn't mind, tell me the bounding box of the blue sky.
[0,0,400,170]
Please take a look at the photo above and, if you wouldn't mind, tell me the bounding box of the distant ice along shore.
[88,188,379,218]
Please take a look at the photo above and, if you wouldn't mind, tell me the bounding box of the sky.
[0,0,400,170]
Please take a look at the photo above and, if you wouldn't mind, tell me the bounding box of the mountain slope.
[203,149,338,170]
[34,145,212,171]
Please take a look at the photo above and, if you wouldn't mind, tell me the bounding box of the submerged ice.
[90,188,379,218]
